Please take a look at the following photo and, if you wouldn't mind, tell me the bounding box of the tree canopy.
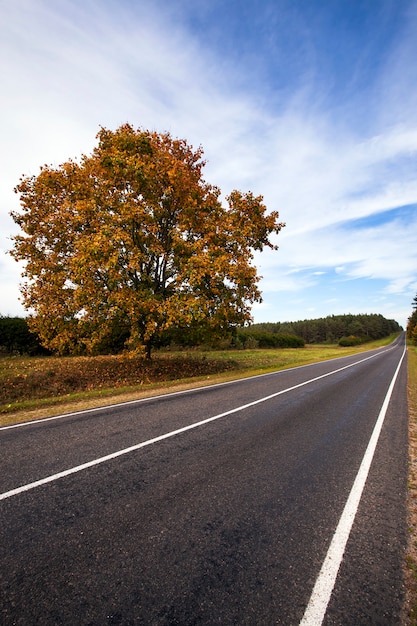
[10,124,284,356]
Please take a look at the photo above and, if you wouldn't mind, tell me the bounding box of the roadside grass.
[0,334,397,427]
[0,353,238,418]
[406,343,417,625]
[207,335,395,372]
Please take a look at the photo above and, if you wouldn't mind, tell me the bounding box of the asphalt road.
[0,335,409,625]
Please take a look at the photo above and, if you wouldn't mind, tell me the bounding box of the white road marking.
[299,343,407,626]
[0,348,392,501]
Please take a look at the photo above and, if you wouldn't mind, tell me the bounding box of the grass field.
[0,334,398,426]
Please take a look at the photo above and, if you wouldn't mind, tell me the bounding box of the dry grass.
[0,352,238,415]
[405,344,417,625]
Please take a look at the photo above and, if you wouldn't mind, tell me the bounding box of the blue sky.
[1,0,417,328]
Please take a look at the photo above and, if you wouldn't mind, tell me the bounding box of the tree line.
[1,312,401,356]
[0,314,304,355]
[243,313,401,345]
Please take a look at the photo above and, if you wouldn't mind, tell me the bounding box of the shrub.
[338,335,367,347]
[236,330,304,349]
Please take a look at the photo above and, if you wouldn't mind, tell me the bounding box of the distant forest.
[241,313,402,345]
[0,313,401,355]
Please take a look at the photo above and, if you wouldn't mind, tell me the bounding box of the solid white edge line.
[299,342,407,626]
[0,348,393,501]
[0,343,396,431]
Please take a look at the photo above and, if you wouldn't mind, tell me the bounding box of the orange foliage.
[11,124,284,356]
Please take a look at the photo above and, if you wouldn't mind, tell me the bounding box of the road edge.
[405,344,417,625]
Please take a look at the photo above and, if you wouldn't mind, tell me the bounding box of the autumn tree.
[10,124,284,357]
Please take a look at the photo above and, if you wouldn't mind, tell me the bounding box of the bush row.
[338,335,369,347]
[236,330,305,349]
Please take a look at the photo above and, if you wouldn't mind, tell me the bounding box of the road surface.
[0,335,408,625]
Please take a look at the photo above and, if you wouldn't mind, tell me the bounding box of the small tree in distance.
[407,293,417,345]
[10,124,284,357]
